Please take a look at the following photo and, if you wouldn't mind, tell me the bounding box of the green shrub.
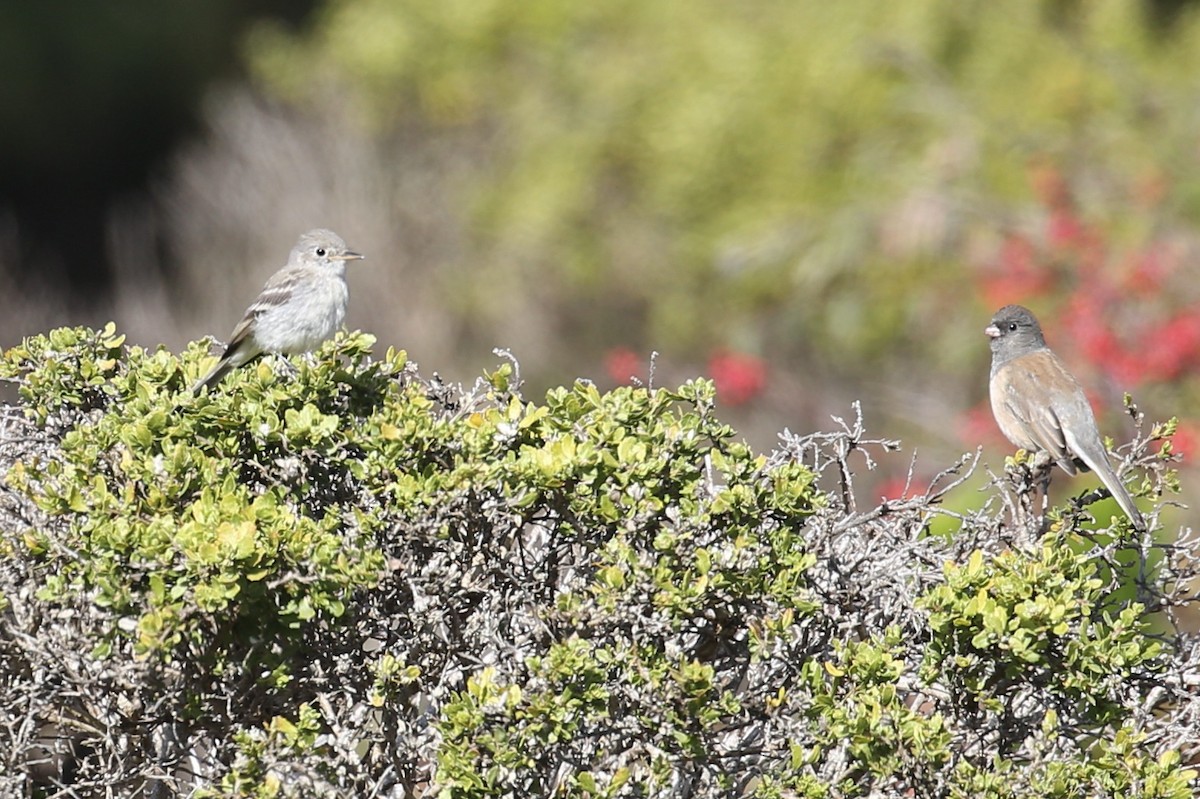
[0,325,1195,798]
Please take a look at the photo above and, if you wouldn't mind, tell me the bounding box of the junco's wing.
[991,350,1079,474]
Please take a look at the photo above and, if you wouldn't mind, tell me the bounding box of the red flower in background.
[1062,294,1133,381]
[980,235,1053,309]
[1139,312,1200,383]
[708,350,767,406]
[1124,244,1172,296]
[959,404,1006,449]
[1046,208,1085,250]
[878,476,920,502]
[604,347,643,385]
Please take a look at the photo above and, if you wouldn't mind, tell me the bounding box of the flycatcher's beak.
[337,251,365,261]
[984,324,1001,338]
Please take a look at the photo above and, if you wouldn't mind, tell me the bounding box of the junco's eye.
[1007,323,1017,331]
[315,248,327,257]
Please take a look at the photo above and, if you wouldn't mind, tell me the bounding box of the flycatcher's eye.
[315,248,327,257]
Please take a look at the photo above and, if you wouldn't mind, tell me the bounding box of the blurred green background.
[2,0,1198,490]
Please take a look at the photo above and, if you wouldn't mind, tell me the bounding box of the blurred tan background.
[3,0,1199,497]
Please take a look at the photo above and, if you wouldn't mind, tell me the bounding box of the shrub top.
[0,324,1195,798]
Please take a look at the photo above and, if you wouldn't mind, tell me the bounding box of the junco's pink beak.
[984,324,1001,338]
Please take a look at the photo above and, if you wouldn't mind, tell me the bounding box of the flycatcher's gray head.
[289,228,364,268]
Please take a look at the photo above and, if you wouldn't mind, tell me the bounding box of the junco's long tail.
[1066,432,1146,531]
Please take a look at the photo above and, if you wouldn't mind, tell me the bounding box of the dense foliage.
[0,326,1196,798]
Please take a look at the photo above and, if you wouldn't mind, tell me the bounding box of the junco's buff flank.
[191,228,363,394]
[986,304,1145,530]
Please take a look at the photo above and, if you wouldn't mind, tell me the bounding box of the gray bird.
[986,304,1144,530]
[191,228,364,394]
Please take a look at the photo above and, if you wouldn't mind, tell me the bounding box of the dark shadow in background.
[0,1,316,304]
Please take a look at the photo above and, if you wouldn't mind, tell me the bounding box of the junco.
[191,228,364,393]
[986,304,1145,530]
